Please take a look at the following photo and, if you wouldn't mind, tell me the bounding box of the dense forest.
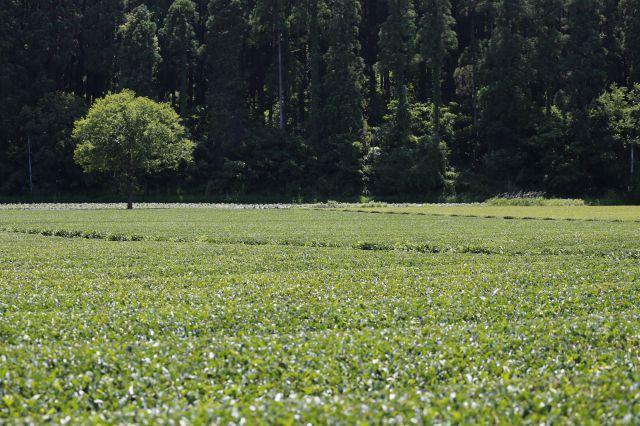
[1,0,639,201]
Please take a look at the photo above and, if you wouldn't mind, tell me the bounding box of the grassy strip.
[485,197,586,206]
[3,225,640,259]
[326,207,638,223]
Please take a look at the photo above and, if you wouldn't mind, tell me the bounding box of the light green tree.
[595,84,640,192]
[73,90,194,209]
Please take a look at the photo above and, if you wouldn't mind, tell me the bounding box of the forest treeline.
[1,0,639,200]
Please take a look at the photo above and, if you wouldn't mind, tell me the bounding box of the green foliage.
[160,0,199,117]
[83,0,125,100]
[592,83,640,194]
[20,93,88,194]
[207,127,309,196]
[378,0,416,82]
[477,0,533,187]
[117,5,162,97]
[530,0,563,110]
[621,0,640,83]
[561,0,608,110]
[2,0,640,201]
[72,91,194,206]
[378,0,416,142]
[418,0,458,70]
[241,127,308,194]
[371,101,452,196]
[594,84,640,149]
[418,0,457,145]
[203,0,248,173]
[313,0,366,195]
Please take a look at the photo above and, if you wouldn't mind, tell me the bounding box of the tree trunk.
[470,7,478,137]
[630,143,636,192]
[309,0,321,147]
[27,135,33,196]
[127,176,134,210]
[278,28,285,129]
[383,71,391,106]
[397,77,410,143]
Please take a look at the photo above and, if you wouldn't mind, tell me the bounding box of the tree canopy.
[73,90,194,208]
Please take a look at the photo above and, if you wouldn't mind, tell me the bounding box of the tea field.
[1,205,639,423]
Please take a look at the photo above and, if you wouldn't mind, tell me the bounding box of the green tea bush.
[1,207,640,423]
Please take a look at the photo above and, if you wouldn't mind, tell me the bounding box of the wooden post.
[278,28,285,130]
[27,135,33,196]
[630,143,635,192]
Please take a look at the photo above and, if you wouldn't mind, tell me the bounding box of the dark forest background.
[1,0,639,201]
